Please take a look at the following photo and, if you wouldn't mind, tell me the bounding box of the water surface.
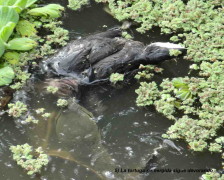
[0,1,221,180]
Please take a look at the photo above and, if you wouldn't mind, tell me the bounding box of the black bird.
[42,28,185,84]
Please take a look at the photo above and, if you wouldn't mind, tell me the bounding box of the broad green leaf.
[25,0,37,8]
[0,66,15,86]
[0,38,5,57]
[0,22,16,42]
[0,0,17,6]
[0,6,19,29]
[6,37,37,51]
[0,0,37,9]
[13,0,37,13]
[16,20,37,37]
[3,51,20,64]
[0,6,18,57]
[28,4,64,18]
[13,0,28,13]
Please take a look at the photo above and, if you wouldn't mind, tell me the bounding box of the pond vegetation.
[68,0,224,178]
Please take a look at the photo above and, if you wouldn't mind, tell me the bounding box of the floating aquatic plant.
[0,0,38,13]
[135,64,163,80]
[10,144,49,175]
[135,82,159,106]
[35,108,45,114]
[110,73,124,84]
[28,4,64,18]
[35,108,51,119]
[68,0,90,11]
[169,49,182,57]
[8,101,27,118]
[172,78,193,101]
[0,0,68,86]
[0,6,19,57]
[95,1,223,175]
[42,113,51,119]
[46,86,59,94]
[110,0,221,155]
[201,169,224,180]
[0,66,15,86]
[23,115,39,124]
[6,37,37,51]
[3,51,20,65]
[57,99,68,107]
[16,20,37,37]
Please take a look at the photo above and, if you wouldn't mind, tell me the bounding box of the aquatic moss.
[10,144,49,175]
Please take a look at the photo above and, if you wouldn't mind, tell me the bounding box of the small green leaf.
[172,78,192,100]
[172,78,188,89]
[16,20,37,37]
[6,38,37,51]
[3,51,20,64]
[28,4,64,18]
[176,89,192,100]
[0,66,15,86]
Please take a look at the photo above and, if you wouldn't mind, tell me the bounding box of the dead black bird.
[41,27,185,86]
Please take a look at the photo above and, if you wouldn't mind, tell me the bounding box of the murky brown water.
[0,1,222,180]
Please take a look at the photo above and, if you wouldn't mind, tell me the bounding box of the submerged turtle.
[55,98,120,176]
